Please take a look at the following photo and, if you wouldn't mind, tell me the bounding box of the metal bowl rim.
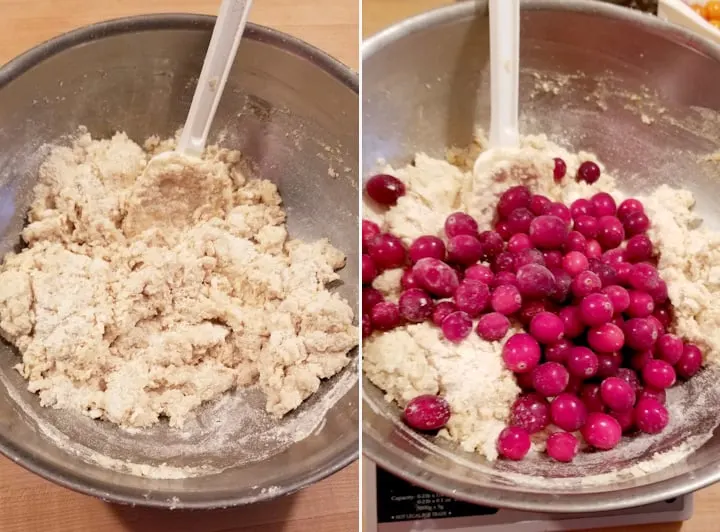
[362,0,720,513]
[0,13,358,510]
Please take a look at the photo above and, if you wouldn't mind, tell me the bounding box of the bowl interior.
[363,0,720,512]
[0,16,358,507]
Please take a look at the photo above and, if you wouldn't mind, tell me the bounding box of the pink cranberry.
[441,311,474,343]
[545,339,574,364]
[398,288,435,323]
[371,302,401,331]
[508,233,532,253]
[530,194,552,215]
[366,174,406,205]
[478,231,505,259]
[532,362,569,397]
[412,258,460,297]
[567,346,599,378]
[615,262,633,286]
[516,263,556,300]
[628,263,661,292]
[491,284,522,315]
[476,312,510,341]
[543,250,564,270]
[581,412,622,450]
[586,239,603,259]
[634,398,669,434]
[368,233,407,270]
[639,387,666,404]
[624,318,658,351]
[566,375,584,395]
[465,264,494,284]
[546,432,579,462]
[655,334,683,365]
[591,192,617,217]
[502,333,542,374]
[492,251,516,274]
[580,293,614,326]
[624,235,654,263]
[597,216,625,250]
[617,198,645,222]
[649,280,669,305]
[559,306,585,339]
[519,300,552,326]
[627,290,654,318]
[589,259,619,288]
[602,285,630,314]
[445,212,479,238]
[587,323,625,353]
[577,161,601,184]
[362,314,373,338]
[497,426,531,461]
[642,359,676,389]
[677,343,703,379]
[550,393,588,431]
[581,383,606,413]
[511,393,550,433]
[495,221,513,241]
[528,215,570,250]
[514,248,546,269]
[562,251,589,277]
[600,377,636,412]
[498,186,532,219]
[401,268,420,290]
[574,215,599,240]
[409,235,446,263]
[624,211,650,237]
[602,248,625,266]
[564,231,588,254]
[611,409,636,433]
[550,269,572,304]
[507,208,535,235]
[630,350,654,372]
[363,287,384,312]
[447,234,483,265]
[570,198,595,219]
[529,312,565,344]
[453,280,490,317]
[597,352,622,378]
[404,395,451,431]
[362,219,381,252]
[571,270,602,298]
[432,301,457,327]
[553,158,567,181]
[653,306,673,330]
[493,271,518,288]
[516,372,536,392]
[362,255,377,285]
[617,368,643,396]
[546,203,572,225]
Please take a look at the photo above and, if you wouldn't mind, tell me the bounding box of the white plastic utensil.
[176,0,253,157]
[473,0,521,176]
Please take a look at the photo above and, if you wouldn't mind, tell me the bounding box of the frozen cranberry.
[409,235,446,263]
[514,248,546,269]
[639,387,666,404]
[362,219,381,252]
[371,302,401,331]
[508,233,532,253]
[677,343,703,379]
[368,233,407,270]
[550,393,588,431]
[478,231,505,259]
[611,314,625,330]
[363,287,384,312]
[602,248,625,266]
[432,301,457,327]
[624,235,654,263]
[574,215,599,240]
[529,312,565,344]
[362,255,378,285]
[502,333,542,374]
[591,192,617,217]
[404,395,451,431]
[366,174,406,205]
[516,263,556,300]
[582,412,622,450]
[546,203,572,225]
[600,377,636,412]
[580,293,614,326]
[528,215,569,250]
[586,239,602,259]
[602,285,630,314]
[465,264,494,285]
[647,315,665,337]
[630,350,654,372]
[519,300,551,326]
[495,221,513,241]
[642,359,676,389]
[516,372,536,392]
[532,362,569,397]
[493,271,518,288]
[447,234,483,265]
[617,198,645,222]
[445,212,479,238]
[413,258,460,297]
[587,323,625,353]
[615,262,633,286]
[634,398,669,434]
[597,216,625,250]
[626,291,654,318]
[571,198,596,219]
[624,211,650,236]
[611,409,635,433]
[546,431,579,462]
[589,260,618,288]
[564,231,587,254]
[498,186,532,219]
[562,251,589,277]
[597,352,622,378]
[566,375,584,395]
[399,288,435,323]
[401,268,420,290]
[624,318,658,351]
[442,311,473,343]
[567,346,599,378]
[453,280,490,318]
[649,280,668,305]
[581,383,606,413]
[559,306,585,339]
[653,306,673,330]
[543,250,564,270]
[491,284,522,315]
[553,158,568,181]
[571,270,602,298]
[577,161,601,184]
[545,339,574,364]
[550,269,572,304]
[492,251,516,274]
[507,208,535,235]
[497,426,531,460]
[510,393,550,433]
[617,368,643,396]
[530,194,552,215]
[476,312,510,341]
[362,314,373,338]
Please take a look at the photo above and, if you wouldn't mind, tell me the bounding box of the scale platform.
[363,460,693,531]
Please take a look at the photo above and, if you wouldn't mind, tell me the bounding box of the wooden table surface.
[363,1,720,531]
[0,1,358,532]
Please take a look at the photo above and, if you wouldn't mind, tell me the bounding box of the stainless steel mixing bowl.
[0,15,358,508]
[363,0,720,513]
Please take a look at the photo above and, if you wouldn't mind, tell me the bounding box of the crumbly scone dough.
[0,131,357,429]
[363,134,720,460]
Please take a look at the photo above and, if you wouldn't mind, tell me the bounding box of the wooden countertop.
[363,1,720,531]
[0,1,358,532]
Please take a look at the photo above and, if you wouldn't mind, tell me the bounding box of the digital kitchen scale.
[363,460,693,531]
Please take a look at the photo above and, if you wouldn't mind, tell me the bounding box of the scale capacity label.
[376,468,498,523]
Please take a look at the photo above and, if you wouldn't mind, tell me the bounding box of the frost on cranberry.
[465,264,494,285]
[532,362,569,397]
[476,312,510,342]
[546,432,579,462]
[362,219,381,252]
[497,426,532,460]
[366,173,406,205]
[453,279,490,317]
[399,288,435,323]
[502,333,542,374]
[409,235,446,263]
[529,215,569,250]
[581,412,622,450]
[516,263,556,300]
[507,208,535,235]
[368,233,407,270]
[370,301,401,331]
[445,212,479,238]
[404,395,451,431]
[577,161,601,184]
[492,251,516,274]
[412,258,460,297]
[442,311,474,343]
[550,393,588,431]
[432,301,457,327]
[510,393,550,433]
[567,346,599,379]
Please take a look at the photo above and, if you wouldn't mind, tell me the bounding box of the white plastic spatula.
[473,0,521,176]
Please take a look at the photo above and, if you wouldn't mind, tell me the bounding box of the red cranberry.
[510,393,550,433]
[624,211,650,236]
[602,248,625,266]
[589,259,618,288]
[530,194,552,215]
[362,314,373,338]
[617,198,645,223]
[516,372,536,392]
[519,300,551,326]
[591,192,617,217]
[532,362,569,397]
[567,346,599,378]
[625,234,654,263]
[655,334,683,365]
[615,262,633,286]
[492,284,523,315]
[514,248,545,269]
[602,285,630,314]
[639,387,666,404]
[653,305,673,330]
[571,270,602,298]
[597,215,625,250]
[587,323,625,353]
[412,258,460,297]
[445,212,479,238]
[564,231,587,254]
[371,302,401,331]
[497,186,532,219]
[577,161,601,184]
[465,264,494,284]
[624,318,658,351]
[529,312,564,344]
[442,311,474,343]
[363,287,384,312]
[617,368,643,396]
[409,235,446,263]
[453,280,490,317]
[497,426,531,460]
[495,221,513,241]
[550,269,573,304]
[581,383,606,413]
[600,377,636,412]
[362,219,381,252]
[507,208,535,235]
[546,203,572,225]
[478,231,504,259]
[368,233,407,269]
[366,174,406,205]
[611,409,636,433]
[550,393,588,431]
[571,198,596,219]
[559,306,585,339]
[626,290,655,318]
[642,359,676,389]
[579,293,614,326]
[543,250,564,270]
[362,254,377,285]
[432,301,457,327]
[398,288,434,323]
[634,398,669,434]
[447,235,483,265]
[546,432,579,462]
[649,280,669,305]
[401,268,420,290]
[502,333,542,373]
[516,263,556,299]
[508,233,532,253]
[586,239,603,259]
[581,412,622,450]
[545,339,574,364]
[597,352,622,378]
[404,395,451,431]
[630,350,654,372]
[677,343,703,379]
[574,215,599,240]
[553,158,567,181]
[476,312,510,341]
[561,251,588,277]
[493,271,518,288]
[529,215,569,250]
